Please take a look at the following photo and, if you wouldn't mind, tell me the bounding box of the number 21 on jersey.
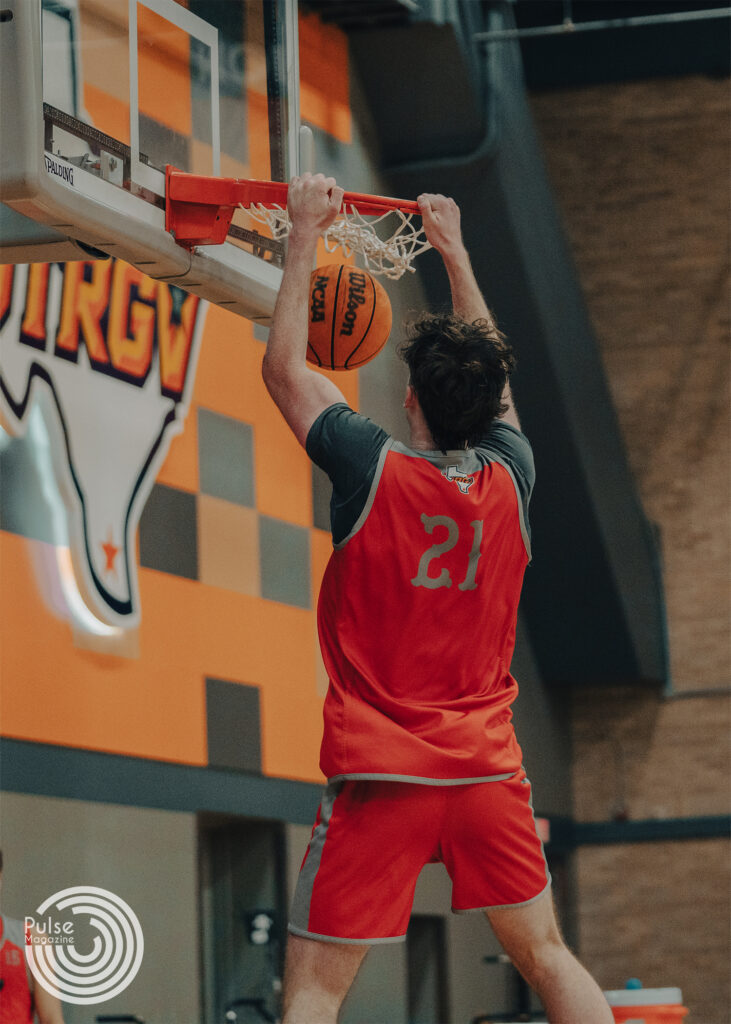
[411,513,484,591]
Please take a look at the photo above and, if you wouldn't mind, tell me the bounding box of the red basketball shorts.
[288,770,551,944]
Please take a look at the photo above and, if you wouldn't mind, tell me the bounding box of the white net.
[242,202,432,280]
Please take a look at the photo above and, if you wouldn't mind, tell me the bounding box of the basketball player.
[261,173,612,1024]
[0,851,65,1024]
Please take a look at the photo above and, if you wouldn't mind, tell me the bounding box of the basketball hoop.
[165,169,432,281]
[245,202,431,280]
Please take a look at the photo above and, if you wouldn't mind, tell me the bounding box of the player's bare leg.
[281,934,369,1024]
[485,890,613,1024]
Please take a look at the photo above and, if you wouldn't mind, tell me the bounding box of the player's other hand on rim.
[288,172,345,240]
[417,192,465,257]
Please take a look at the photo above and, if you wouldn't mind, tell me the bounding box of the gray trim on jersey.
[333,440,394,550]
[289,780,343,933]
[328,771,517,785]
[389,441,531,561]
[451,878,552,914]
[287,924,406,945]
[389,441,485,475]
[2,915,26,947]
[481,451,532,561]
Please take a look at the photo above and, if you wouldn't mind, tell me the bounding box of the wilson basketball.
[307,264,392,370]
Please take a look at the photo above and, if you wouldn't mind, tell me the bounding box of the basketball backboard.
[0,0,301,320]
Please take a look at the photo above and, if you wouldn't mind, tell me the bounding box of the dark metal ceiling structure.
[303,0,417,30]
[507,0,731,88]
[304,1,731,87]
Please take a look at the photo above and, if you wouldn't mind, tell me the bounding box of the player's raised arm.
[417,193,520,430]
[261,173,348,447]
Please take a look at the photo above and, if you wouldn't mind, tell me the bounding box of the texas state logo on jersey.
[0,260,206,629]
[442,463,475,494]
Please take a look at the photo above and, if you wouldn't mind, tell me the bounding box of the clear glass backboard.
[1,0,301,319]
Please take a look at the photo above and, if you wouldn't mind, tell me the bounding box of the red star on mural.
[101,532,119,575]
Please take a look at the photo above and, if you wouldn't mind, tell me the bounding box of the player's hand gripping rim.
[417,192,465,258]
[288,173,345,242]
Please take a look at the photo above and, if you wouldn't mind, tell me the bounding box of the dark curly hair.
[399,312,516,452]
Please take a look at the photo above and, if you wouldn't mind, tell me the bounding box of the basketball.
[306,264,392,370]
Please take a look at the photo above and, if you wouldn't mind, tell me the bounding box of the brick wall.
[530,76,730,1022]
[576,840,729,1015]
[530,75,729,693]
[572,686,729,822]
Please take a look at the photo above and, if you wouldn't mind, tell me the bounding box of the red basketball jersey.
[318,440,530,782]
[0,916,33,1024]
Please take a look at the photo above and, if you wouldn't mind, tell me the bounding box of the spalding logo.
[0,260,206,628]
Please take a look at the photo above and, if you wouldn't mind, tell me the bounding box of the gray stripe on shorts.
[451,878,552,914]
[524,768,552,893]
[287,924,406,945]
[451,769,552,914]
[289,780,343,933]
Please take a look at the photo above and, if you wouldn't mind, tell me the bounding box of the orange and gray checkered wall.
[0,290,355,783]
[0,11,352,786]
